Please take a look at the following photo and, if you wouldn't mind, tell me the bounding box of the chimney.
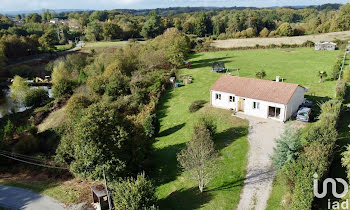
[276,76,280,82]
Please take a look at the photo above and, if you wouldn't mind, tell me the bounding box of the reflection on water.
[0,86,52,118]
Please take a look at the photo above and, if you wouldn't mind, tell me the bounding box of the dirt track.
[212,31,350,48]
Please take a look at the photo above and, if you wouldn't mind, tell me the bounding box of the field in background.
[212,31,350,48]
[80,40,145,54]
[155,47,337,209]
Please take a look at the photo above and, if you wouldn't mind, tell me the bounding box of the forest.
[1,3,350,68]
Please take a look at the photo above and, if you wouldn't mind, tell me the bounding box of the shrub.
[195,115,217,138]
[189,100,206,113]
[259,28,269,37]
[335,80,347,100]
[332,56,343,80]
[271,126,302,170]
[302,40,315,47]
[110,173,157,210]
[143,112,160,138]
[65,94,92,119]
[13,134,39,155]
[24,88,49,108]
[343,69,350,82]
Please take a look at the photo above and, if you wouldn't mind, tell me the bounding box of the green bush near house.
[189,100,207,113]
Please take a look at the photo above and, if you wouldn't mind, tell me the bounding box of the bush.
[13,134,39,155]
[271,126,302,170]
[302,40,314,47]
[343,69,350,82]
[65,94,92,119]
[24,88,49,108]
[143,112,160,138]
[189,100,206,113]
[195,115,217,138]
[335,80,347,100]
[332,56,343,80]
[110,173,157,210]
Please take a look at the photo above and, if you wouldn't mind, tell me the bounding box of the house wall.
[210,90,287,121]
[286,86,305,119]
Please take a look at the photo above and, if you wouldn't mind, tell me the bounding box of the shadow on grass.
[157,123,186,138]
[214,126,248,151]
[156,87,173,122]
[152,142,186,186]
[158,187,213,210]
[190,56,232,69]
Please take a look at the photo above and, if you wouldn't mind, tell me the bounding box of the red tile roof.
[210,75,301,105]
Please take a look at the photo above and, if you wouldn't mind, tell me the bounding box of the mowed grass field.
[154,47,338,209]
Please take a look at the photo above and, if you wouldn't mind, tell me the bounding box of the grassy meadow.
[154,47,338,209]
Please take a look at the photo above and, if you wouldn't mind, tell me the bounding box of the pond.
[0,86,53,118]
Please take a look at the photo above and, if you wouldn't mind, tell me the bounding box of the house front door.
[239,98,245,112]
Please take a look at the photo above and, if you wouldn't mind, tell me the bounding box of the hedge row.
[196,40,315,52]
[284,79,345,209]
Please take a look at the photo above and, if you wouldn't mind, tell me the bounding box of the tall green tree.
[177,123,218,193]
[140,10,163,39]
[9,76,29,106]
[193,12,212,37]
[39,28,58,52]
[85,20,103,41]
[103,22,121,41]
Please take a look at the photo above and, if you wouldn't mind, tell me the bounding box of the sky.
[0,0,349,12]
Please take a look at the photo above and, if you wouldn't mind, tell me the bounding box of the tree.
[271,126,302,169]
[177,125,218,193]
[259,27,270,37]
[110,173,157,210]
[276,23,293,36]
[255,70,266,79]
[85,20,103,41]
[23,88,49,108]
[193,12,212,37]
[318,71,327,83]
[55,102,151,179]
[141,11,163,39]
[51,61,77,98]
[25,13,42,23]
[337,4,350,31]
[151,28,191,67]
[9,75,29,106]
[39,28,58,52]
[103,22,121,41]
[42,9,51,22]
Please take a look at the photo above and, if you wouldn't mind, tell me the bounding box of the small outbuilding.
[315,42,337,51]
[210,75,306,122]
[90,185,109,210]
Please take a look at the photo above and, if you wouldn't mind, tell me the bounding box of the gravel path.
[0,185,65,210]
[236,114,285,210]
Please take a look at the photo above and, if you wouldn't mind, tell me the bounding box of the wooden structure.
[90,185,109,210]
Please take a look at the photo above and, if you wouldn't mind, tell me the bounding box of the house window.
[229,96,235,102]
[215,93,221,100]
[253,102,260,109]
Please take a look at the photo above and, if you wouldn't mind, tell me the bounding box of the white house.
[210,75,306,122]
[315,42,337,50]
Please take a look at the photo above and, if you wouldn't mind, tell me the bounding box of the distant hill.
[0,3,344,16]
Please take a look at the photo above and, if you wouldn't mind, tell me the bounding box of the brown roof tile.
[210,75,301,105]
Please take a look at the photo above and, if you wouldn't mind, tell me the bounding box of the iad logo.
[313,173,349,209]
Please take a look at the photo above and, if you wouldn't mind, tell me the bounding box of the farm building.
[210,75,306,122]
[315,42,337,50]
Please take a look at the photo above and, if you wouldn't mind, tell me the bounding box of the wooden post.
[103,165,112,210]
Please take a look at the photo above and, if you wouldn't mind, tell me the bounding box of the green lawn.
[154,48,338,209]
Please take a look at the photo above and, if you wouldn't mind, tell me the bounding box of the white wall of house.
[286,86,305,119]
[210,87,305,122]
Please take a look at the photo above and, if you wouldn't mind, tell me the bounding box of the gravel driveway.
[236,114,285,210]
[0,185,65,210]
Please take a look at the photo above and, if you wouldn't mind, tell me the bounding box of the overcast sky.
[0,0,349,12]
